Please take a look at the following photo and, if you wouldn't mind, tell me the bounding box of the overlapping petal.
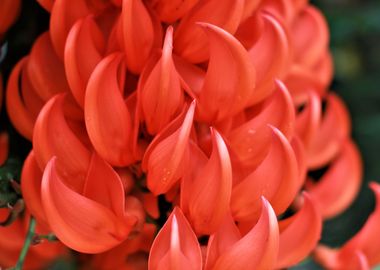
[33,94,91,192]
[181,128,232,235]
[206,197,279,270]
[140,26,184,135]
[231,126,299,222]
[247,12,291,105]
[276,192,322,268]
[307,140,362,219]
[41,155,138,253]
[174,0,245,63]
[64,15,105,108]
[85,53,134,166]
[121,0,155,74]
[148,207,202,270]
[142,101,195,195]
[196,23,255,123]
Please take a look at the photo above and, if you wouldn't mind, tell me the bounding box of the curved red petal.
[174,0,245,63]
[140,26,184,134]
[0,0,21,35]
[26,32,70,101]
[183,128,232,235]
[85,53,134,166]
[228,80,295,170]
[64,15,105,108]
[307,93,351,169]
[6,58,36,140]
[307,140,362,219]
[212,197,279,270]
[196,23,255,123]
[291,5,329,68]
[231,126,298,222]
[50,0,90,58]
[276,192,322,268]
[148,207,202,270]
[21,151,48,226]
[248,12,291,105]
[122,0,155,74]
[204,214,241,270]
[33,94,91,192]
[41,157,133,253]
[143,101,195,195]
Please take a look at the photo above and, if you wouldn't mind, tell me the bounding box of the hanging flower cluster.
[0,0,378,269]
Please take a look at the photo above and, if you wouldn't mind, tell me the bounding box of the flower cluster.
[0,0,378,269]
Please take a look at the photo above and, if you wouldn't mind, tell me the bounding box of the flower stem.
[14,217,36,270]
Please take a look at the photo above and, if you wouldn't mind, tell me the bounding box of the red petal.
[0,133,8,166]
[143,101,195,195]
[148,207,202,270]
[33,94,91,192]
[276,192,322,268]
[174,0,245,63]
[64,15,105,108]
[122,0,155,74]
[140,26,184,134]
[6,58,42,140]
[196,23,255,123]
[211,197,279,269]
[247,12,291,105]
[307,140,362,219]
[231,126,298,222]
[83,153,127,220]
[41,157,133,253]
[26,32,70,101]
[204,214,241,270]
[149,0,200,23]
[295,90,321,148]
[307,93,351,169]
[228,80,295,169]
[291,6,329,68]
[182,128,232,235]
[50,0,90,58]
[85,53,134,166]
[21,151,48,226]
[36,0,54,12]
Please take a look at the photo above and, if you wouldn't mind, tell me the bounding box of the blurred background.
[1,0,380,269]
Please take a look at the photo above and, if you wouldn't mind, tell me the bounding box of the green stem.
[14,217,36,270]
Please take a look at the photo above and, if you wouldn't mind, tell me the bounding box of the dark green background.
[1,0,380,269]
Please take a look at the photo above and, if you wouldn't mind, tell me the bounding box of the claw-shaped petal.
[6,57,44,140]
[248,12,291,105]
[148,207,202,270]
[140,26,184,134]
[64,15,105,108]
[122,0,155,74]
[85,53,134,167]
[307,93,351,169]
[50,0,90,58]
[231,126,299,222]
[315,182,380,268]
[33,94,91,192]
[21,151,48,226]
[26,32,70,101]
[228,81,294,170]
[276,192,322,268]
[196,23,255,123]
[41,155,138,253]
[307,140,362,219]
[181,128,232,235]
[207,197,279,270]
[291,6,329,68]
[142,101,195,195]
[174,0,245,63]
